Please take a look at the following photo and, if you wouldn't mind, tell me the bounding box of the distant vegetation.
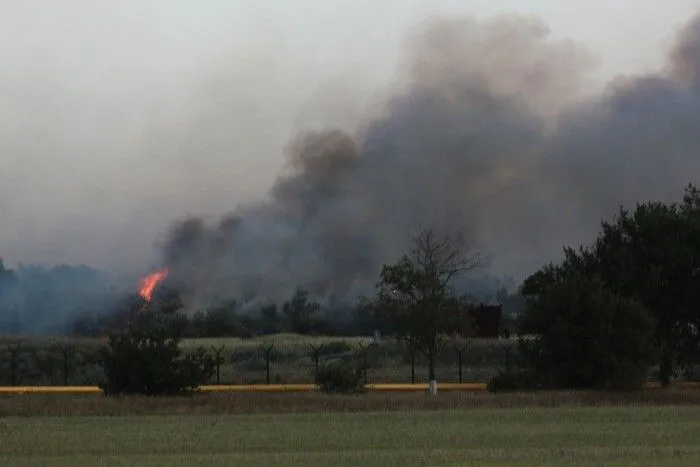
[0,260,524,338]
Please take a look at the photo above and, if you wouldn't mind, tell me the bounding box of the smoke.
[3,3,700,319]
[158,12,700,310]
[0,0,386,274]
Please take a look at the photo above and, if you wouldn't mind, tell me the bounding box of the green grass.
[1,406,700,466]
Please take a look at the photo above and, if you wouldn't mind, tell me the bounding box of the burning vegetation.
[138,269,169,302]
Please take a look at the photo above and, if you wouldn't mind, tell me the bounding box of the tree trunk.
[660,351,674,387]
[428,351,437,396]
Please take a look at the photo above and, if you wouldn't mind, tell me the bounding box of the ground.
[1,407,699,466]
[1,392,700,466]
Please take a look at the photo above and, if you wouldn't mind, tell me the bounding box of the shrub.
[99,325,215,396]
[317,359,364,394]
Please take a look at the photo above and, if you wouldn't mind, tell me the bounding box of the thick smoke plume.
[161,13,700,311]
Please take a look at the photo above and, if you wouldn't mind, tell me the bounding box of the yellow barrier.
[0,382,699,395]
[0,386,101,395]
[0,383,486,395]
[200,384,317,393]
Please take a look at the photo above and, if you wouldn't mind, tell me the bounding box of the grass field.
[1,404,699,466]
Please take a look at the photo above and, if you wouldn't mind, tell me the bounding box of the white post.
[429,380,438,396]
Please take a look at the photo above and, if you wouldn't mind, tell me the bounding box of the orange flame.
[138,268,169,301]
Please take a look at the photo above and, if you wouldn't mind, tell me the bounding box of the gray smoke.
[160,12,700,310]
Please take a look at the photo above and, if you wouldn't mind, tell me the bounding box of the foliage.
[522,265,658,390]
[260,304,280,334]
[282,288,320,334]
[524,184,700,386]
[374,228,485,382]
[316,359,365,393]
[99,324,215,396]
[186,300,254,338]
[588,186,700,385]
[518,184,700,387]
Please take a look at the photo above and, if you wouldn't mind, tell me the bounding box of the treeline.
[68,287,524,339]
[0,258,523,337]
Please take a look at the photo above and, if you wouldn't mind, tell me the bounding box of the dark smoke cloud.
[161,12,700,311]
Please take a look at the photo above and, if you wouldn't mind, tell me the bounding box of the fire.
[138,268,169,302]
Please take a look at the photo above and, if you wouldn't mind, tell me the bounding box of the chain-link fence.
[0,336,521,386]
[2,335,698,386]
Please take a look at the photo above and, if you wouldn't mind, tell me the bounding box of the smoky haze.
[0,1,388,275]
[2,2,700,320]
[160,12,700,311]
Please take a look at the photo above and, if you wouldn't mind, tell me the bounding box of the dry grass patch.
[2,389,700,417]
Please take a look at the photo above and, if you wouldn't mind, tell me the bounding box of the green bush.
[317,359,364,394]
[99,325,215,396]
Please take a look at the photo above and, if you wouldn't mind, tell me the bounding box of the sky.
[0,0,698,275]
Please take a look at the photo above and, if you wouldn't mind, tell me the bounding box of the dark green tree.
[521,268,657,389]
[521,184,700,387]
[260,304,280,334]
[589,185,700,385]
[282,288,320,334]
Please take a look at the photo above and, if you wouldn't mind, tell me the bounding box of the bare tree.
[375,228,486,394]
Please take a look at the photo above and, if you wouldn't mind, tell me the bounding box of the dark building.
[468,303,506,338]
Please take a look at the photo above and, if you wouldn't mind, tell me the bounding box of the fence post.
[409,344,416,384]
[358,343,370,385]
[261,343,274,385]
[58,344,73,386]
[309,344,320,384]
[454,343,469,383]
[210,345,225,385]
[504,345,512,372]
[7,343,21,386]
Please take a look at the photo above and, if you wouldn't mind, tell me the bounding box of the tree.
[352,296,396,336]
[520,269,657,389]
[0,259,20,332]
[520,184,700,387]
[374,228,486,395]
[282,288,320,334]
[260,304,280,334]
[589,186,700,386]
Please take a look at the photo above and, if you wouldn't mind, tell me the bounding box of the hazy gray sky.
[1,0,698,274]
